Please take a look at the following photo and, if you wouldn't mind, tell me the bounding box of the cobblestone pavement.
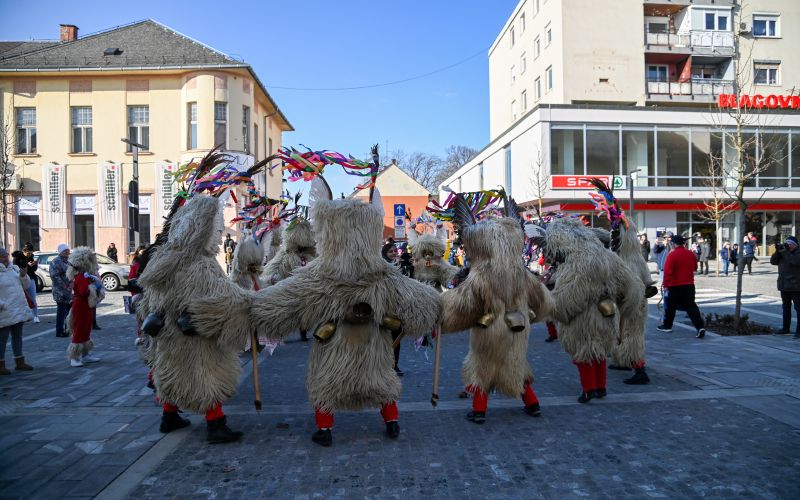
[1,275,799,499]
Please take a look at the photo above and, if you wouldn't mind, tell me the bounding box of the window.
[254,124,259,160]
[520,52,527,74]
[623,129,655,187]
[758,132,789,187]
[511,100,517,121]
[533,0,540,16]
[71,107,92,153]
[648,22,668,34]
[753,14,779,37]
[586,129,620,176]
[703,10,729,31]
[535,77,542,100]
[187,102,197,149]
[242,106,250,153]
[522,90,528,111]
[551,128,584,175]
[657,129,690,187]
[511,64,516,84]
[520,12,526,32]
[214,102,227,149]
[754,63,779,84]
[510,26,515,47]
[504,145,512,193]
[545,23,552,46]
[268,136,274,176]
[534,36,541,59]
[691,66,715,80]
[127,106,149,151]
[718,15,728,31]
[647,65,669,82]
[705,13,715,30]
[15,108,36,154]
[546,66,553,91]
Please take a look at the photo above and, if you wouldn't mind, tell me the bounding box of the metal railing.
[646,78,734,97]
[645,28,734,50]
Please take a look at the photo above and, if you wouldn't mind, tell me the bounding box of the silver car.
[33,252,130,292]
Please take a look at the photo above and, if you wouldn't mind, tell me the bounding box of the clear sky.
[0,0,517,197]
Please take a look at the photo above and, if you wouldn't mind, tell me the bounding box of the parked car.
[33,252,130,292]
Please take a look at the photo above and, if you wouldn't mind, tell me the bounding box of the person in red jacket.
[657,234,707,338]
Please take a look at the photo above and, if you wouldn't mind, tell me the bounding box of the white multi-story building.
[444,0,800,255]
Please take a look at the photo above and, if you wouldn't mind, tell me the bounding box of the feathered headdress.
[271,144,381,192]
[588,177,628,230]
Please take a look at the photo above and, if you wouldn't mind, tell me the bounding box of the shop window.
[623,129,655,187]
[656,129,689,187]
[765,212,793,255]
[691,130,723,187]
[128,213,151,254]
[759,132,789,187]
[551,128,584,175]
[792,132,800,187]
[586,129,620,176]
[725,133,757,188]
[17,216,40,250]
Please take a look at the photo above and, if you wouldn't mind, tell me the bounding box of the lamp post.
[628,171,639,216]
[121,138,145,250]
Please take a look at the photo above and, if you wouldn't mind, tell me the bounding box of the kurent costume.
[588,179,654,385]
[65,248,103,367]
[201,177,441,446]
[541,217,644,403]
[437,191,554,423]
[406,221,459,291]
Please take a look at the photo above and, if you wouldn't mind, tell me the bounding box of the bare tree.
[699,146,735,278]
[400,152,443,192]
[0,109,16,249]
[526,148,549,218]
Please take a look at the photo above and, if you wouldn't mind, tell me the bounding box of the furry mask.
[283,219,317,259]
[166,195,225,255]
[67,247,98,279]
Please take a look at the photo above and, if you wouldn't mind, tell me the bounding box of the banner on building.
[551,175,626,190]
[17,196,41,216]
[154,162,176,223]
[97,162,122,227]
[41,164,67,228]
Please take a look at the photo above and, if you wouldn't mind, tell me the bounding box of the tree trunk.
[1,190,7,249]
[733,207,746,331]
[715,218,721,277]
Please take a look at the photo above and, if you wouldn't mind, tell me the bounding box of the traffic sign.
[394,204,406,217]
[395,217,405,227]
[394,225,406,239]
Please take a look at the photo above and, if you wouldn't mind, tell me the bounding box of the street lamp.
[121,138,145,249]
[628,170,639,215]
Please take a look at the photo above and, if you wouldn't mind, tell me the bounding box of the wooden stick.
[431,327,442,407]
[251,332,262,411]
[391,331,405,349]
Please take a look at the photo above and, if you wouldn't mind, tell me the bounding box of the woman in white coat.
[0,247,34,374]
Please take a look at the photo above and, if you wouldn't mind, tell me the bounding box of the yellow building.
[0,20,292,257]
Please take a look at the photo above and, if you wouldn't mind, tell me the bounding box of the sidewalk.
[1,292,798,499]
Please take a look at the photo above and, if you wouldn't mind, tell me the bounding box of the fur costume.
[439,194,554,420]
[541,217,644,401]
[66,247,100,362]
[231,236,266,290]
[137,195,254,413]
[262,219,317,285]
[407,222,458,291]
[193,178,441,444]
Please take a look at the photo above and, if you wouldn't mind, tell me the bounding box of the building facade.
[0,20,292,257]
[446,0,800,256]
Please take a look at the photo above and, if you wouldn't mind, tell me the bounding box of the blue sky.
[0,0,517,196]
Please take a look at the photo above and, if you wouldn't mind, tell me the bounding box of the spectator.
[657,234,707,339]
[770,236,800,337]
[0,247,34,375]
[49,244,72,338]
[719,241,732,276]
[106,242,118,263]
[381,237,396,263]
[731,243,739,273]
[742,237,756,274]
[653,231,673,283]
[12,243,39,323]
[747,232,759,256]
[224,246,234,275]
[698,237,710,275]
[223,233,237,255]
[639,233,651,262]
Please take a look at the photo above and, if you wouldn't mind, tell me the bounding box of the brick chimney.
[60,24,78,42]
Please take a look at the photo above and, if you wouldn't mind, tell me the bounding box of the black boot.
[577,392,593,404]
[160,411,190,433]
[393,365,404,377]
[607,364,631,371]
[300,330,309,342]
[624,368,651,385]
[524,403,542,417]
[312,428,332,447]
[592,388,607,399]
[466,411,486,424]
[385,421,400,439]
[206,416,243,444]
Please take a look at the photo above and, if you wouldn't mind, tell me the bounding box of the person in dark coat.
[12,244,38,322]
[639,234,651,262]
[770,236,800,337]
[106,243,118,263]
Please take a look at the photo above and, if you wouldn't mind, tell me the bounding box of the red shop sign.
[718,94,800,110]
[551,175,615,189]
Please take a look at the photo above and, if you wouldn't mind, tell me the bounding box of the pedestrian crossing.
[649,287,792,326]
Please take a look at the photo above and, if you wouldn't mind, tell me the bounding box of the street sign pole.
[121,138,145,251]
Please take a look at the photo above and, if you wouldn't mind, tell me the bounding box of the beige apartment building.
[0,20,292,256]
[447,0,800,256]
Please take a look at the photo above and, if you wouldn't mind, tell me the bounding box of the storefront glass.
[765,211,794,255]
[793,133,800,187]
[17,216,40,250]
[656,129,689,187]
[551,128,583,175]
[586,129,620,176]
[622,129,655,187]
[690,129,723,187]
[759,132,789,187]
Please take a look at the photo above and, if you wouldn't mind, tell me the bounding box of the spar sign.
[551,175,625,190]
[718,94,800,110]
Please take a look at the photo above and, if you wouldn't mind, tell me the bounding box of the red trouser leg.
[315,408,334,429]
[575,361,596,393]
[162,402,179,412]
[594,359,607,390]
[546,321,558,339]
[521,381,539,407]
[380,401,399,423]
[472,387,489,412]
[204,403,224,421]
[632,359,646,370]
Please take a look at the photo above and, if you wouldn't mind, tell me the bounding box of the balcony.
[645,29,734,56]
[646,78,734,103]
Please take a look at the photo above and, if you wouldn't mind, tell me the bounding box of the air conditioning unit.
[739,22,750,33]
[1,174,22,192]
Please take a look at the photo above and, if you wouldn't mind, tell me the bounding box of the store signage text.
[718,94,800,110]
[551,175,625,190]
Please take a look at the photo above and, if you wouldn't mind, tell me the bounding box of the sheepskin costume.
[407,223,458,291]
[231,236,266,291]
[543,217,644,403]
[137,194,253,440]
[66,247,100,363]
[262,218,317,285]
[439,195,554,423]
[205,178,441,446]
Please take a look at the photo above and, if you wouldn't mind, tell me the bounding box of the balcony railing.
[646,78,734,97]
[645,29,734,50]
